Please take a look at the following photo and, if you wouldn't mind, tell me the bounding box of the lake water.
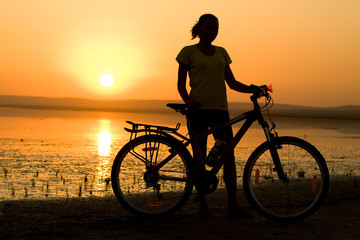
[1,107,359,201]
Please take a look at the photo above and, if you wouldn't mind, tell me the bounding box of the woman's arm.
[177,63,200,107]
[224,65,252,93]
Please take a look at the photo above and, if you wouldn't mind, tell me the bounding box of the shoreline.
[1,176,360,240]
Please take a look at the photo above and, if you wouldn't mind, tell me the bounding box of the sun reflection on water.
[98,132,111,157]
[98,119,112,157]
[95,119,113,194]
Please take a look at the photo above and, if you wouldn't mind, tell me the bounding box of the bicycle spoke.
[129,149,149,164]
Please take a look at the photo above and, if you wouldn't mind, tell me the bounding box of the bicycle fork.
[263,123,289,183]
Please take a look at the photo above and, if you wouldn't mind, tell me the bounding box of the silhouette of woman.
[176,13,262,218]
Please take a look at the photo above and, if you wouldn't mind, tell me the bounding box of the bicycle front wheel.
[111,135,193,217]
[243,136,329,222]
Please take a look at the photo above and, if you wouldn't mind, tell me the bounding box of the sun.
[99,74,114,88]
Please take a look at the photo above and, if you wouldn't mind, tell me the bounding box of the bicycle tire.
[243,136,329,222]
[111,134,194,217]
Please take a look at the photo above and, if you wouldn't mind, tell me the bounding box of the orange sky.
[1,0,359,107]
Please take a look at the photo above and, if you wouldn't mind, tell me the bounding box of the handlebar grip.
[250,84,273,99]
[251,84,273,93]
[250,84,266,96]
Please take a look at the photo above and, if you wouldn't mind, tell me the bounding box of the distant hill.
[228,102,360,120]
[0,95,175,113]
[1,95,360,120]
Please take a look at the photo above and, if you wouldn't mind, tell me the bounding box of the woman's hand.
[185,97,201,109]
[250,84,267,96]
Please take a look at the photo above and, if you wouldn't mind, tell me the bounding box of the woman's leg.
[210,111,238,207]
[222,151,237,207]
[186,110,208,170]
[186,110,209,213]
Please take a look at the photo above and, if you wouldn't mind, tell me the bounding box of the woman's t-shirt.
[176,44,232,111]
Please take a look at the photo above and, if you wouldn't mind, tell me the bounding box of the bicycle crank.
[194,170,218,195]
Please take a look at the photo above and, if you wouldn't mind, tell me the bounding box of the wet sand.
[1,176,360,240]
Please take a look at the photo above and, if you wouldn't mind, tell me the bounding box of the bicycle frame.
[124,93,286,182]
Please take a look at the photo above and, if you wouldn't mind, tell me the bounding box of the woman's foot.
[194,194,209,216]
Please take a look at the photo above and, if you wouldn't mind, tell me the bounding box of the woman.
[176,13,261,218]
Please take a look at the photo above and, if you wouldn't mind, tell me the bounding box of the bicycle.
[111,85,329,222]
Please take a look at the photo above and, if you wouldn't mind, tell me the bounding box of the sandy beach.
[1,176,360,240]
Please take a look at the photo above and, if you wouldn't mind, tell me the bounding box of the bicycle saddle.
[166,103,188,113]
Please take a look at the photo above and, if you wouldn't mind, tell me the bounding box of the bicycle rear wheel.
[111,135,193,217]
[243,136,329,222]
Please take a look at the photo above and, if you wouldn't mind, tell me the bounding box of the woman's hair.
[191,14,218,39]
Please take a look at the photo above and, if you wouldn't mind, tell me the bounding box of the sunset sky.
[1,0,359,107]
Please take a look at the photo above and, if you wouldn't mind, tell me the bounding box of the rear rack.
[124,121,181,141]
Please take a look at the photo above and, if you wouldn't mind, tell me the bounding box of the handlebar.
[168,84,273,114]
[249,84,274,114]
[250,84,273,100]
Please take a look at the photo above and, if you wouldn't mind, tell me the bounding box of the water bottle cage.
[205,139,226,167]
